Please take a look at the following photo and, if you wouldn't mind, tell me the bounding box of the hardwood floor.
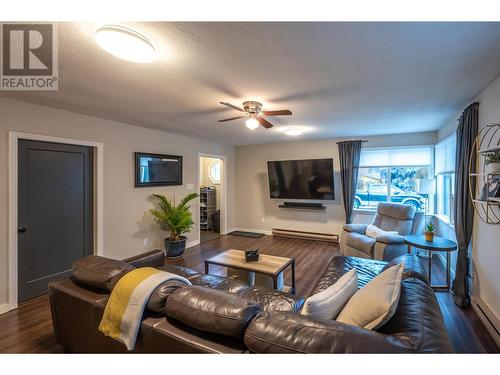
[0,234,497,353]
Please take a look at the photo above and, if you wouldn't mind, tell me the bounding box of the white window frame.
[354,145,434,214]
[208,159,222,184]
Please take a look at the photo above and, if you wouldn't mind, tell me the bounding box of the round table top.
[404,234,457,251]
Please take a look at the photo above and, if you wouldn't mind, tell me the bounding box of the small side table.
[404,234,457,291]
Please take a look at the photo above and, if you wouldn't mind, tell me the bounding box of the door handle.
[18,226,27,233]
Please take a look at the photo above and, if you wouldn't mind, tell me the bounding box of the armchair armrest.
[244,311,411,353]
[375,234,405,244]
[343,223,368,234]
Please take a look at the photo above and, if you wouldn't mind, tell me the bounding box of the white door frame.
[7,131,104,312]
[197,153,228,243]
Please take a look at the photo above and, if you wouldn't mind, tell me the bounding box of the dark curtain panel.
[452,102,479,307]
[337,140,363,224]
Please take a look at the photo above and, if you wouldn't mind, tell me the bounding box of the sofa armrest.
[122,249,165,268]
[375,233,405,244]
[244,311,412,353]
[343,223,368,234]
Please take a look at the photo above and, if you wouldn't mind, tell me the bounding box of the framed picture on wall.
[135,152,183,187]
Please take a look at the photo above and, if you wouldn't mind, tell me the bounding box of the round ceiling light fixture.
[95,25,156,63]
[284,127,303,136]
[245,117,259,130]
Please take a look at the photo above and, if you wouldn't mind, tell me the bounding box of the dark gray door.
[18,140,94,302]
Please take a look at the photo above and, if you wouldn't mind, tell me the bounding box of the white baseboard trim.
[0,303,12,315]
[471,295,500,347]
[186,240,200,249]
[231,227,273,236]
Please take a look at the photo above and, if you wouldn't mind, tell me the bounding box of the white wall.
[0,98,235,307]
[436,74,500,320]
[235,131,436,235]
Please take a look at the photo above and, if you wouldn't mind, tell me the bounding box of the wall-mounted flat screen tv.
[267,158,334,200]
[135,152,182,187]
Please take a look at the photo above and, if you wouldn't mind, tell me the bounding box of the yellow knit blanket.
[99,267,191,350]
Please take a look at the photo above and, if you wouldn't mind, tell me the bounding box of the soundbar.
[278,202,325,210]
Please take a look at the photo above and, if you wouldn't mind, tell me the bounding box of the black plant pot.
[164,236,187,259]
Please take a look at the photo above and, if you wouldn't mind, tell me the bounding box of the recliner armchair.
[340,202,424,261]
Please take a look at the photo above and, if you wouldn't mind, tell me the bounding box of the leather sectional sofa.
[49,249,453,353]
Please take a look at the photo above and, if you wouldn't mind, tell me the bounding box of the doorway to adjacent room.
[198,155,225,243]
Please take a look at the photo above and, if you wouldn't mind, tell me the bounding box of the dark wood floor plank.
[0,235,497,353]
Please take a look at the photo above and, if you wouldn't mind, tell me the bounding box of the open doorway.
[199,155,225,243]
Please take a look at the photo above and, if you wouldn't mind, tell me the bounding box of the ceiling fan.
[218,101,292,129]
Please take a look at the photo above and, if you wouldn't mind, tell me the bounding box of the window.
[209,160,222,184]
[355,147,433,212]
[435,135,456,224]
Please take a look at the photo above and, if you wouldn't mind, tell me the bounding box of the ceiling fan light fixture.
[284,127,303,136]
[95,25,156,63]
[245,117,259,130]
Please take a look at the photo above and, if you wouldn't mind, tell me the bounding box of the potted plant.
[424,222,435,242]
[150,192,199,259]
[485,149,500,174]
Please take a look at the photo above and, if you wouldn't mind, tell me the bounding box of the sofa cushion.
[239,287,304,312]
[377,278,453,353]
[345,232,376,256]
[146,279,190,314]
[381,254,428,284]
[337,262,405,330]
[193,274,250,293]
[158,264,202,281]
[311,256,386,295]
[244,311,411,353]
[72,255,134,292]
[165,286,262,339]
[301,268,358,320]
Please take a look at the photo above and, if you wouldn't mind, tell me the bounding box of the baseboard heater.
[272,228,339,243]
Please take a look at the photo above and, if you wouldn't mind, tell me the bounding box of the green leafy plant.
[484,149,500,165]
[150,193,199,241]
[426,222,435,233]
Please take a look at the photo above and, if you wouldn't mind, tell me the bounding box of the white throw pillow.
[365,224,398,239]
[301,269,358,320]
[336,262,405,330]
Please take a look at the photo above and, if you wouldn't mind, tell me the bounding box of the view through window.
[435,135,456,224]
[356,147,433,212]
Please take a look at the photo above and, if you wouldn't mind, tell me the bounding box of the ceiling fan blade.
[257,117,274,129]
[218,116,246,122]
[262,110,292,116]
[219,102,245,112]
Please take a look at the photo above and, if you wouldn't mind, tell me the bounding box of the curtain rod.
[336,140,368,144]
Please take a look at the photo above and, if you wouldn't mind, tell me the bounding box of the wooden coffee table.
[204,249,296,294]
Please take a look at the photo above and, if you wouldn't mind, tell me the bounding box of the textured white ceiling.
[2,22,500,145]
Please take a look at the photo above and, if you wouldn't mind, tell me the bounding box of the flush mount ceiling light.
[245,117,259,130]
[284,127,303,136]
[95,25,156,63]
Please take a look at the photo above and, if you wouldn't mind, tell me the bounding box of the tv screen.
[135,152,182,187]
[267,158,334,200]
